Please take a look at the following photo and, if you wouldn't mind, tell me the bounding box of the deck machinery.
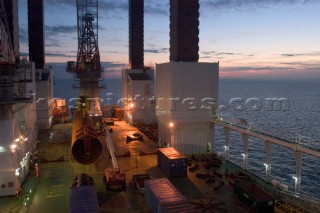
[67,0,105,165]
[104,129,126,191]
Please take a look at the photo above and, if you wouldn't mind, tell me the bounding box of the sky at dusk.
[17,0,320,80]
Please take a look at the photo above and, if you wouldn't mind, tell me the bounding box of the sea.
[54,78,320,198]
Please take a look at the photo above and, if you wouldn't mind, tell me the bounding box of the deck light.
[292,175,299,192]
[15,168,20,176]
[263,163,269,179]
[11,144,17,151]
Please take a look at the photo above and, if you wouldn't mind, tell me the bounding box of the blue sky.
[18,0,320,79]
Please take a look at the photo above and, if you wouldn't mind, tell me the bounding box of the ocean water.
[215,79,320,198]
[54,78,320,197]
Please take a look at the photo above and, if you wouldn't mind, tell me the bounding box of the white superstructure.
[0,0,54,196]
[122,67,156,124]
[36,68,54,130]
[0,59,38,196]
[156,61,219,154]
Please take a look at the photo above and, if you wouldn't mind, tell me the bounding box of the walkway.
[214,117,320,158]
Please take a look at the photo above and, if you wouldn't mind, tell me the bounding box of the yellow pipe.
[71,111,103,165]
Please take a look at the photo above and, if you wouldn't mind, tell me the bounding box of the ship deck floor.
[0,121,275,213]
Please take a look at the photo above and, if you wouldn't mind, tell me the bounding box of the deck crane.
[67,0,106,165]
[67,0,105,115]
[104,127,126,191]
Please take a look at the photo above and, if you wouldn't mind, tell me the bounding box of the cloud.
[46,42,64,48]
[45,37,67,47]
[145,48,168,54]
[45,0,128,16]
[281,52,320,57]
[202,51,241,56]
[217,52,238,56]
[44,25,77,47]
[45,0,74,7]
[201,56,212,59]
[219,61,320,79]
[45,25,77,35]
[202,51,216,55]
[46,52,75,58]
[200,0,320,10]
[220,66,294,72]
[201,51,242,59]
[220,65,320,80]
[45,0,168,17]
[279,60,320,66]
[99,1,127,12]
[101,50,127,55]
[42,0,320,19]
[99,0,169,18]
[145,1,168,16]
[19,26,28,43]
[282,54,301,57]
[200,51,243,60]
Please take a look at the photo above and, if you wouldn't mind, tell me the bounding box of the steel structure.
[129,0,144,69]
[275,189,320,212]
[68,0,104,115]
[76,0,101,75]
[170,0,200,62]
[0,0,32,104]
[67,0,105,165]
[28,0,45,69]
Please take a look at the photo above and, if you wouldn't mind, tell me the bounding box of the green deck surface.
[0,121,278,213]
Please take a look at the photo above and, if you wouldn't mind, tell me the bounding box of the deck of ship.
[0,121,280,213]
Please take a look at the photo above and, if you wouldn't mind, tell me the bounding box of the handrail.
[214,117,320,158]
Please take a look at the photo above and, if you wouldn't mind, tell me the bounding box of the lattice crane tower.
[67,0,104,115]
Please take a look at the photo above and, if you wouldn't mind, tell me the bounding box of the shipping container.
[233,180,275,213]
[157,147,187,177]
[145,178,195,213]
[69,185,99,213]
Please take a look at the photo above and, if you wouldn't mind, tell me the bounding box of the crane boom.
[105,127,119,169]
[103,126,126,191]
